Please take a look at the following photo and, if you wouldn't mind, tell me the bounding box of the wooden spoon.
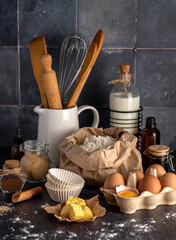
[66,29,104,109]
[29,36,48,108]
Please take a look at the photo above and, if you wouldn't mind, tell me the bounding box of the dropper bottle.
[141,117,160,171]
[11,127,24,160]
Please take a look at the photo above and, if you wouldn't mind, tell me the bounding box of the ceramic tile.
[78,106,110,129]
[19,0,76,46]
[0,0,17,46]
[20,47,60,105]
[142,108,176,149]
[77,0,136,48]
[136,50,176,107]
[20,105,38,141]
[0,0,176,150]
[0,106,19,147]
[137,0,176,48]
[0,48,18,104]
[77,49,135,107]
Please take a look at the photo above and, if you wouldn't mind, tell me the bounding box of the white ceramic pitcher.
[34,105,99,167]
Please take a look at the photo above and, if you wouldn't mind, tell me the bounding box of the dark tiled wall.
[0,0,176,149]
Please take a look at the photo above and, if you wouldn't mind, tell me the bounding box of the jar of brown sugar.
[0,160,26,193]
[20,140,50,182]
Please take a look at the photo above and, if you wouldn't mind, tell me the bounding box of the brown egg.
[145,164,166,178]
[104,172,125,189]
[138,175,161,194]
[125,169,144,186]
[159,173,176,189]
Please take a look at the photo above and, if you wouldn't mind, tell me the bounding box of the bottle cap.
[5,160,20,168]
[146,117,156,128]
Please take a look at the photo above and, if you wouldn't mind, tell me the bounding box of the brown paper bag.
[59,127,142,187]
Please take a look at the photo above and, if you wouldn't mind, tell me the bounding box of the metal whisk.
[58,33,89,103]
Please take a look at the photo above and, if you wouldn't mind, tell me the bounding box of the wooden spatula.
[66,29,104,109]
[29,36,48,108]
[41,54,62,109]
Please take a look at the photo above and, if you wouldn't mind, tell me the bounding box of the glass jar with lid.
[109,64,140,135]
[146,145,174,172]
[20,140,50,182]
[0,160,26,193]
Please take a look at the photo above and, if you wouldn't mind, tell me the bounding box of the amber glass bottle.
[141,117,160,171]
[11,128,24,160]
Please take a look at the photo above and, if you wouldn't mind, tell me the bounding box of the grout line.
[134,0,138,86]
[1,104,176,110]
[1,45,176,50]
[76,0,77,32]
[17,0,20,106]
[137,48,176,50]
[17,0,21,128]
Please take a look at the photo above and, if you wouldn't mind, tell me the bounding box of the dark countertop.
[0,149,176,240]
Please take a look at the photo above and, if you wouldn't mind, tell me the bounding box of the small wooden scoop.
[29,36,48,108]
[41,54,62,109]
[12,187,43,203]
[66,29,104,109]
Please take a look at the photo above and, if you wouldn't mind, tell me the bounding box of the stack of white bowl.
[45,168,85,202]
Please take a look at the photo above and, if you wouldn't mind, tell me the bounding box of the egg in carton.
[101,167,176,214]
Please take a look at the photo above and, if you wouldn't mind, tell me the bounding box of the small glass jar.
[145,145,174,172]
[0,160,26,193]
[20,140,50,183]
[109,64,140,135]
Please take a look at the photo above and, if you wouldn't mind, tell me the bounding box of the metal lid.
[148,145,170,156]
[5,160,19,168]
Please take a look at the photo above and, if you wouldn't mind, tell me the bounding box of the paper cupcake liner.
[46,176,84,191]
[45,182,83,202]
[48,168,85,187]
[46,173,84,190]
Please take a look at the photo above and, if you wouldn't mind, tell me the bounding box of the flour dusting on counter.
[81,135,116,153]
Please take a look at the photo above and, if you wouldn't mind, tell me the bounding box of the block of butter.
[65,196,86,206]
[60,196,93,220]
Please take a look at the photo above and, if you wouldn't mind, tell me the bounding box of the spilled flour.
[0,203,13,216]
[1,206,176,240]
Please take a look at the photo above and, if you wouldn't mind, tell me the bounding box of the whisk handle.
[41,54,52,72]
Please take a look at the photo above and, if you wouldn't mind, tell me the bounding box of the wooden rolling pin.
[29,36,48,108]
[12,187,43,203]
[41,54,62,109]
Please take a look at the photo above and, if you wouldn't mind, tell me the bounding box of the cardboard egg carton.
[100,168,176,214]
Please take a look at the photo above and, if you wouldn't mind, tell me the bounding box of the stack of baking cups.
[45,168,85,202]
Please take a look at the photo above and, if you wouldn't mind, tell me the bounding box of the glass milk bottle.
[109,64,140,135]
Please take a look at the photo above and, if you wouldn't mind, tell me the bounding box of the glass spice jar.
[145,145,174,172]
[0,160,26,193]
[20,140,50,183]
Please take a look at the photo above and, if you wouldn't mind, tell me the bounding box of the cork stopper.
[120,64,130,73]
[5,160,19,169]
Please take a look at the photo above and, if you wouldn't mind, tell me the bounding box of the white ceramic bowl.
[45,182,83,202]
[48,168,85,187]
